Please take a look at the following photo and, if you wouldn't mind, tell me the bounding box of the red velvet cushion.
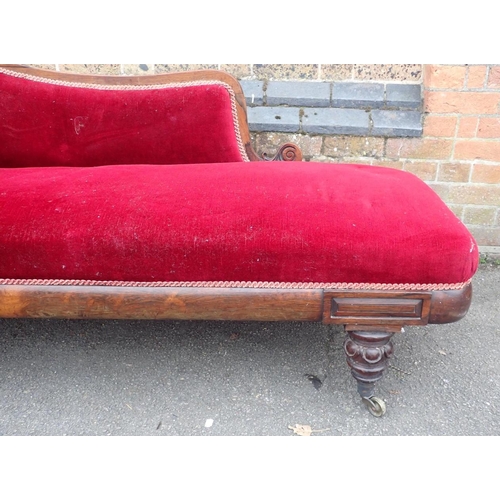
[0,162,478,287]
[0,69,245,167]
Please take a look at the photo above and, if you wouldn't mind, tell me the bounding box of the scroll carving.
[262,143,303,162]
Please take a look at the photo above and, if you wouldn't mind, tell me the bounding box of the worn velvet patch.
[0,72,244,167]
[0,162,478,285]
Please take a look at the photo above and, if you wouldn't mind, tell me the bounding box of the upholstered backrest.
[0,67,249,167]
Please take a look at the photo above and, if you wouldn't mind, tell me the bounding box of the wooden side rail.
[0,283,471,325]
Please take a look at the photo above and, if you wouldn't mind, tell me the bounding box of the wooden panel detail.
[0,285,323,322]
[332,297,423,318]
[323,290,432,326]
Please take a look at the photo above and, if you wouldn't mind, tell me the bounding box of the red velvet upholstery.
[0,162,478,286]
[0,70,245,167]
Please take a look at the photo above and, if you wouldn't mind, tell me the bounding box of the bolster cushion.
[0,162,478,287]
[0,69,246,167]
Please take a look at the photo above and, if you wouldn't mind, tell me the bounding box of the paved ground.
[0,265,498,436]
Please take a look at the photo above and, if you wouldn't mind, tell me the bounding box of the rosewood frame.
[0,65,472,416]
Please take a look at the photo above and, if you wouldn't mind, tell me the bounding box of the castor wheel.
[362,396,386,417]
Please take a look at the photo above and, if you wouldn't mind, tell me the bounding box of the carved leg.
[343,326,398,416]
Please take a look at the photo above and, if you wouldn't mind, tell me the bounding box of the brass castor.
[362,396,386,417]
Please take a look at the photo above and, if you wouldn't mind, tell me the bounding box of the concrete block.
[332,82,385,109]
[240,80,264,106]
[247,106,300,132]
[266,81,330,107]
[386,84,421,109]
[371,110,422,137]
[302,108,370,135]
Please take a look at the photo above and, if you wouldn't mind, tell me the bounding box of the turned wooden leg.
[343,326,398,416]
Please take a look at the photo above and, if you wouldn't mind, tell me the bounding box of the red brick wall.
[422,65,499,246]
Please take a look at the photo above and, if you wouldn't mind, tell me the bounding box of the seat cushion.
[0,162,478,289]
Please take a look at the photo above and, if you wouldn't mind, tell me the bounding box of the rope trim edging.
[0,278,472,291]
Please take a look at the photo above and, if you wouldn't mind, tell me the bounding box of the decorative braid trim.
[0,67,250,162]
[0,278,472,291]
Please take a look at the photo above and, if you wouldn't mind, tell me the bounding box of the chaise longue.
[0,64,478,416]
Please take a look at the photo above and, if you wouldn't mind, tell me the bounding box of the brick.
[385,84,422,109]
[239,80,264,106]
[332,82,385,109]
[253,64,318,80]
[463,207,497,225]
[301,108,370,135]
[29,64,57,71]
[448,184,500,206]
[471,164,500,184]
[323,136,384,158]
[468,226,500,246]
[155,64,218,73]
[319,156,374,165]
[371,110,422,137]
[467,66,487,88]
[386,137,453,160]
[437,163,471,182]
[308,155,338,163]
[424,65,466,89]
[454,140,500,162]
[338,157,374,165]
[426,183,450,202]
[353,64,422,81]
[247,107,300,133]
[457,117,478,138]
[266,81,330,107]
[487,66,500,88]
[424,115,457,137]
[373,159,405,170]
[404,161,438,181]
[320,64,353,80]
[425,91,500,114]
[448,204,465,219]
[220,64,251,79]
[59,64,121,75]
[477,117,500,138]
[253,132,322,158]
[122,64,154,75]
